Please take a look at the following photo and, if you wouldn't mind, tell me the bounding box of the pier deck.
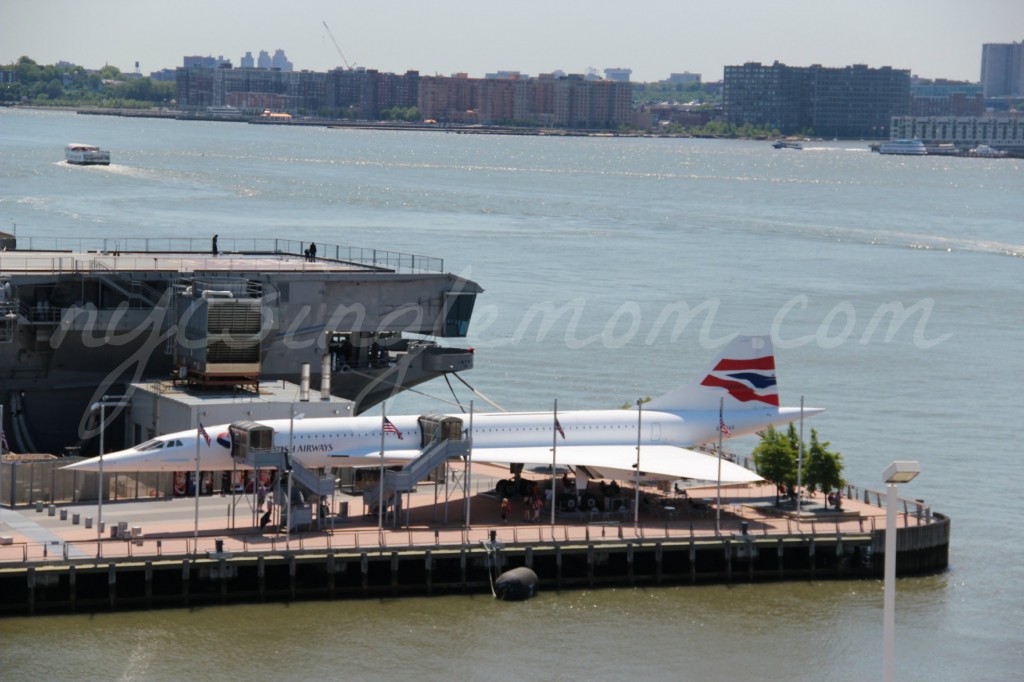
[0,467,950,615]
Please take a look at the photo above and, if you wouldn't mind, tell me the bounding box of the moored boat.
[878,139,927,156]
[967,144,1007,158]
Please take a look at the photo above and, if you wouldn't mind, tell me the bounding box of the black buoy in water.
[494,567,539,601]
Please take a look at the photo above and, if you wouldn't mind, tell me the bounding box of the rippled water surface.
[1,108,1022,681]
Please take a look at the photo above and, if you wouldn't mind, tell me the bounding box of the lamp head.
[883,460,920,484]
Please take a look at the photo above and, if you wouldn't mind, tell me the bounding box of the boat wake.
[763,220,1024,259]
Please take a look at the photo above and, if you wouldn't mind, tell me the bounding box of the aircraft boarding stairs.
[362,414,469,525]
[227,421,336,531]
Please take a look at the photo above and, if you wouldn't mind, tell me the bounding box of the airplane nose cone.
[61,457,100,472]
[61,449,143,472]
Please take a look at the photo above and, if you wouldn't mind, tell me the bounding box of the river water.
[1,108,1022,681]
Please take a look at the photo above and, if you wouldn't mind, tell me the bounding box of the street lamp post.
[882,460,921,682]
[90,395,127,558]
[633,398,642,530]
[287,404,304,550]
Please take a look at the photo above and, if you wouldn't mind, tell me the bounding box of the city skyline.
[5,0,1022,83]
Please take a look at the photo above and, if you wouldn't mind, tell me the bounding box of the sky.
[4,0,1023,83]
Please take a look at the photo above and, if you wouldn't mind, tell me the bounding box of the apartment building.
[724,62,911,137]
[177,63,633,128]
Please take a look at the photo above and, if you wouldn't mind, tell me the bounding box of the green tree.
[45,78,64,100]
[752,426,797,505]
[97,65,122,80]
[803,429,845,507]
[785,422,802,456]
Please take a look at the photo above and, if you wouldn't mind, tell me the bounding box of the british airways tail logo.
[700,355,779,406]
[216,433,231,449]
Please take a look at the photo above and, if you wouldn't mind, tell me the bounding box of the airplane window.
[136,439,164,451]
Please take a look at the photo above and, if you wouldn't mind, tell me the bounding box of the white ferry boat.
[878,139,927,156]
[64,143,111,165]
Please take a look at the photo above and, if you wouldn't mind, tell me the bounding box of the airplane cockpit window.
[170,439,183,447]
[136,439,164,451]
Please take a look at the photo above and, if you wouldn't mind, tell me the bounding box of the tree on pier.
[803,429,845,508]
[752,426,797,505]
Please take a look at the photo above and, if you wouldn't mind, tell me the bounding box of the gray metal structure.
[0,235,481,455]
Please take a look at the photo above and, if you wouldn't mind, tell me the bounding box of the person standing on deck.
[211,234,219,256]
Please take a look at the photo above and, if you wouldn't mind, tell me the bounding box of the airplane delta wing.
[467,445,762,484]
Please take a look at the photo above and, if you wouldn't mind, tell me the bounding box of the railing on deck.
[0,505,945,567]
[1,237,444,274]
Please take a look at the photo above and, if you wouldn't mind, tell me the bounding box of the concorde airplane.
[63,336,823,484]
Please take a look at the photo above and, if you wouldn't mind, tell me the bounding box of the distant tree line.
[1,56,174,107]
[632,80,722,105]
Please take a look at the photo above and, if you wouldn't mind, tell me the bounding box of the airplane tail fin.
[645,335,779,412]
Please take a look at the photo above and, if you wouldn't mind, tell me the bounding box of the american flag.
[719,417,732,438]
[198,423,211,446]
[554,417,566,440]
[383,417,404,440]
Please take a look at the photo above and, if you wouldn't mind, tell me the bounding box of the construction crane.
[322,21,355,70]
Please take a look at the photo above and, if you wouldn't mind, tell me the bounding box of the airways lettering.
[295,443,333,452]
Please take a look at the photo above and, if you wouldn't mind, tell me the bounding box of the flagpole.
[716,396,723,536]
[194,424,201,550]
[551,399,558,527]
[98,403,106,556]
[796,395,805,519]
[634,398,642,531]
[0,402,4,523]
[465,400,473,527]
[378,403,386,539]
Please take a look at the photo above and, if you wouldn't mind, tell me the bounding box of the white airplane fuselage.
[65,405,815,474]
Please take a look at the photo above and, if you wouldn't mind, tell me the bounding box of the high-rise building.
[241,52,254,69]
[911,78,984,117]
[182,55,231,69]
[981,41,1024,98]
[664,72,701,84]
[724,62,910,137]
[175,60,632,128]
[603,68,632,83]
[271,50,293,72]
